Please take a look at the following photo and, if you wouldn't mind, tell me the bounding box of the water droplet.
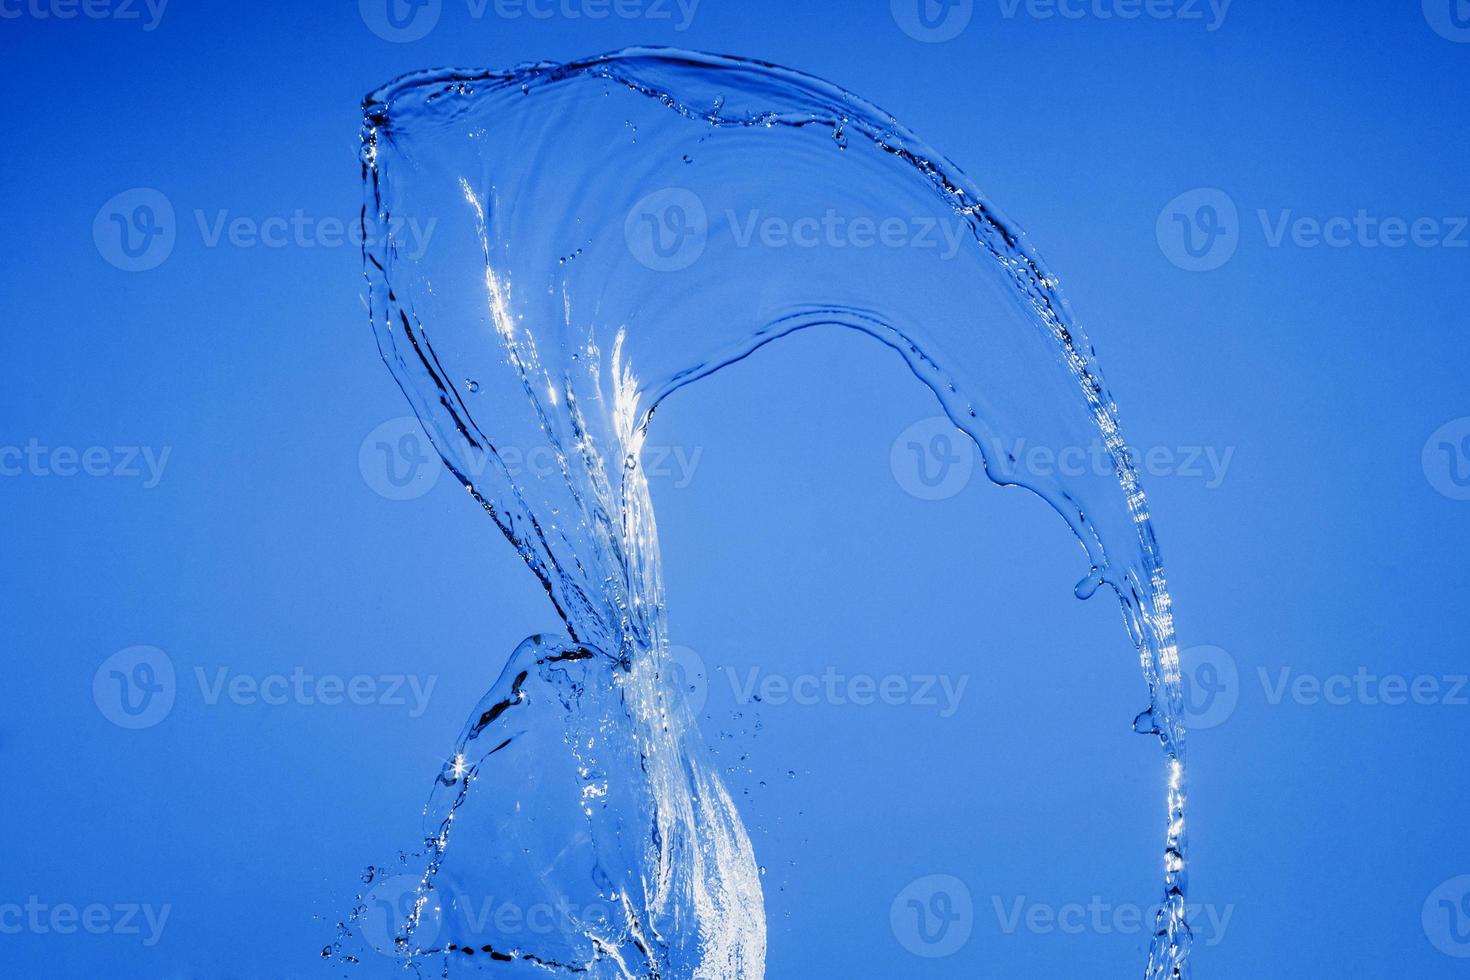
[1074,569,1105,599]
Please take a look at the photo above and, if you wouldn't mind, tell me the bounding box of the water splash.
[351,47,1190,978]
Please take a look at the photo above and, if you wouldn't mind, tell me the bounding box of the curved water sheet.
[350,48,1189,978]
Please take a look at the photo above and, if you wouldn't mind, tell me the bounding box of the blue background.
[3,0,1468,976]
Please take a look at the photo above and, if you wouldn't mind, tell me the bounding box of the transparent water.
[339,47,1190,978]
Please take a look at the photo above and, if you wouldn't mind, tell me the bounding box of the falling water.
[344,47,1190,978]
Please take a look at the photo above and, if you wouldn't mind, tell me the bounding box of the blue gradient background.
[3,1,1468,976]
